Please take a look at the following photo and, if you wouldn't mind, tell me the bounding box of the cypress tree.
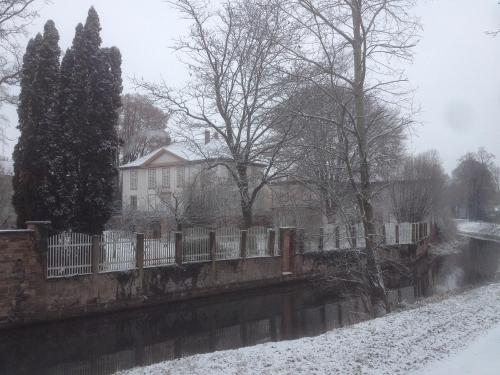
[12,21,61,228]
[59,7,122,234]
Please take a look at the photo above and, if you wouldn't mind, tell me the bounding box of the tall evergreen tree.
[12,21,61,228]
[59,7,122,234]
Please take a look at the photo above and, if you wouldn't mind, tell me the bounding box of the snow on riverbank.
[456,220,500,238]
[119,282,500,375]
[414,322,500,375]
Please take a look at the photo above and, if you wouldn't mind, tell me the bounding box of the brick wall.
[1,224,341,329]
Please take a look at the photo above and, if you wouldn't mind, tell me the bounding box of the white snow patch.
[117,282,500,375]
[414,322,500,375]
[456,220,500,238]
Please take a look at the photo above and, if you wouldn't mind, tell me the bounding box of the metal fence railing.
[99,231,136,272]
[215,227,240,260]
[47,232,92,278]
[183,227,211,263]
[247,226,268,257]
[144,234,175,268]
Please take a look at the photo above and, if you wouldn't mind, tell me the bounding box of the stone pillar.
[240,230,247,259]
[175,231,183,266]
[136,233,144,270]
[209,230,216,262]
[25,221,51,254]
[318,227,324,251]
[335,226,340,249]
[91,235,101,274]
[280,227,296,274]
[268,229,276,256]
[25,221,51,277]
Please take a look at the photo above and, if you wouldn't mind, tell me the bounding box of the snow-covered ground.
[118,282,500,375]
[456,220,500,238]
[414,322,500,375]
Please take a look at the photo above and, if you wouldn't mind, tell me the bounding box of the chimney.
[204,129,210,144]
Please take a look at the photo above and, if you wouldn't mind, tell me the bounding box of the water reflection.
[0,285,373,375]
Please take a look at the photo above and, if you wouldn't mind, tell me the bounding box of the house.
[118,131,271,233]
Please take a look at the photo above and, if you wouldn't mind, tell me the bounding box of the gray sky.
[2,0,500,173]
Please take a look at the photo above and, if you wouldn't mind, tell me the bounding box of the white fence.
[183,227,211,263]
[47,232,92,278]
[216,227,240,260]
[247,226,268,257]
[99,231,136,272]
[144,234,175,268]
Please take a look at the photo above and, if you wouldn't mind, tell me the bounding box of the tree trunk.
[352,3,388,314]
[237,164,253,229]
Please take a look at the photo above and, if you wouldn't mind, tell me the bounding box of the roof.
[119,141,230,169]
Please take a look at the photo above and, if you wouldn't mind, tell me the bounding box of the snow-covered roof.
[119,141,229,169]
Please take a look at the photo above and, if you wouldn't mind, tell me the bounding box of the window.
[148,168,156,189]
[130,170,138,190]
[147,194,157,211]
[176,166,185,188]
[162,167,170,188]
[130,195,137,210]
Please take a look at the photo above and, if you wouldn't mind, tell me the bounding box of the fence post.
[318,227,324,251]
[335,226,340,249]
[91,235,101,274]
[382,224,387,245]
[268,229,276,256]
[351,225,357,248]
[280,227,296,274]
[175,231,183,266]
[240,230,247,259]
[209,230,216,262]
[395,224,400,244]
[136,233,144,270]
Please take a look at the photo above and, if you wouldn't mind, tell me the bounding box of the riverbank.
[119,282,500,375]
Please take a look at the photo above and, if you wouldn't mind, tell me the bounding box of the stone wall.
[1,224,338,329]
[0,222,432,329]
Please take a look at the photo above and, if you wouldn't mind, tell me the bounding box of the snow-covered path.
[415,322,500,375]
[118,282,500,375]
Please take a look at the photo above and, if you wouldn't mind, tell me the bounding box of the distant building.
[118,132,271,233]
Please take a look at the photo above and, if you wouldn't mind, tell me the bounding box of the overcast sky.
[2,0,500,173]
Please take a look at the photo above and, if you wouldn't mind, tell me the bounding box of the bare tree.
[390,150,448,223]
[281,85,405,226]
[138,0,299,228]
[451,149,498,221]
[0,0,40,104]
[278,0,420,313]
[118,93,170,164]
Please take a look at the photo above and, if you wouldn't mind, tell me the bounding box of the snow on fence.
[183,227,211,263]
[144,234,175,268]
[247,226,268,257]
[99,230,136,272]
[215,227,240,260]
[47,232,92,278]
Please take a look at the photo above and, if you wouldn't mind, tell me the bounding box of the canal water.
[0,246,494,375]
